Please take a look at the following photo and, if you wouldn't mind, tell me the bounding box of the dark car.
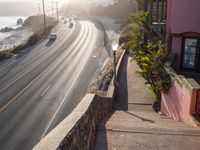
[49,33,57,40]
[69,22,73,28]
[68,18,72,22]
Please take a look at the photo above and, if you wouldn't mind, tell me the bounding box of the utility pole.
[51,1,54,17]
[42,0,47,34]
[56,2,59,22]
[38,2,41,15]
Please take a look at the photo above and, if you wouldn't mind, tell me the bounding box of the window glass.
[182,38,198,69]
[183,61,194,68]
[185,39,197,47]
[184,46,196,54]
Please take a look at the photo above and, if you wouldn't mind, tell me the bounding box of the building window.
[150,0,167,24]
[182,38,199,70]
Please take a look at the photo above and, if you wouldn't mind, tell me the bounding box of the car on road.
[69,22,73,28]
[72,15,78,20]
[68,18,72,22]
[49,33,57,40]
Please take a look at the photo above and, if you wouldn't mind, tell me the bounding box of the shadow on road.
[45,40,55,47]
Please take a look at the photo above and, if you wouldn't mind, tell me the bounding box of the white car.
[49,33,57,40]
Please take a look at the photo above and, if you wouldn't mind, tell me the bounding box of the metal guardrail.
[165,63,178,80]
[164,63,189,90]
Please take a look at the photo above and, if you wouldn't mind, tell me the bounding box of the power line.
[38,2,41,15]
[56,2,59,22]
[51,1,59,22]
[42,0,47,34]
[51,1,54,17]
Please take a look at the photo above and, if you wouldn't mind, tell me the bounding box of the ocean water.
[0,16,32,51]
[0,16,27,29]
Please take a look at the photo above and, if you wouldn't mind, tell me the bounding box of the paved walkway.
[95,54,200,150]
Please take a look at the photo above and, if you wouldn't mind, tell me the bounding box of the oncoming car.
[49,33,57,40]
[69,22,73,28]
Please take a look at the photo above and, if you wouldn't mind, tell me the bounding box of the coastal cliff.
[23,15,56,31]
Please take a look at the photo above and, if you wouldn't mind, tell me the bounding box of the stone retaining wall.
[34,49,126,150]
[34,93,115,150]
[57,95,114,150]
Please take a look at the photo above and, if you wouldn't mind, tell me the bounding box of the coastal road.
[0,18,109,150]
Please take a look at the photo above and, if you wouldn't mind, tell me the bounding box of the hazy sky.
[0,0,70,5]
[0,0,118,16]
[0,0,116,5]
[0,0,69,16]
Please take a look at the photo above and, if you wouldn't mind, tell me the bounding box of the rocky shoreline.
[0,18,24,33]
[0,15,57,60]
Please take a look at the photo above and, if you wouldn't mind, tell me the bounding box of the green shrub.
[12,44,27,54]
[0,50,14,59]
[128,11,171,110]
[27,33,41,46]
[133,41,171,101]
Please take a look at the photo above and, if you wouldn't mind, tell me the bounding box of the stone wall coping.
[165,65,200,94]
[116,49,126,76]
[33,94,95,150]
[182,78,200,94]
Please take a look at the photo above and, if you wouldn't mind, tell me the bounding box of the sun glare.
[59,0,71,4]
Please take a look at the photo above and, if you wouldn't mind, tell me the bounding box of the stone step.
[114,103,153,112]
[192,114,200,126]
[98,111,200,133]
[95,110,200,150]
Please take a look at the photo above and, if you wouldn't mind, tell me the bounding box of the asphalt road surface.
[0,18,110,150]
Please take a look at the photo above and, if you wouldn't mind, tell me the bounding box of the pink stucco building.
[164,0,200,126]
[166,0,200,73]
[147,0,200,126]
[148,0,200,73]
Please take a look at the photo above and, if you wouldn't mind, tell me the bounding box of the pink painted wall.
[161,81,197,126]
[167,0,200,34]
[162,0,200,127]
[166,0,200,71]
[170,36,182,71]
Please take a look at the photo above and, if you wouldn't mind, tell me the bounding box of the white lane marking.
[0,26,75,93]
[40,21,97,140]
[41,85,51,97]
[38,22,86,100]
[66,58,73,65]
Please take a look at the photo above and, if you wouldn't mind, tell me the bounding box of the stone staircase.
[95,108,200,150]
[94,55,200,150]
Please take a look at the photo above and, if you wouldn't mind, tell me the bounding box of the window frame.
[181,37,200,72]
